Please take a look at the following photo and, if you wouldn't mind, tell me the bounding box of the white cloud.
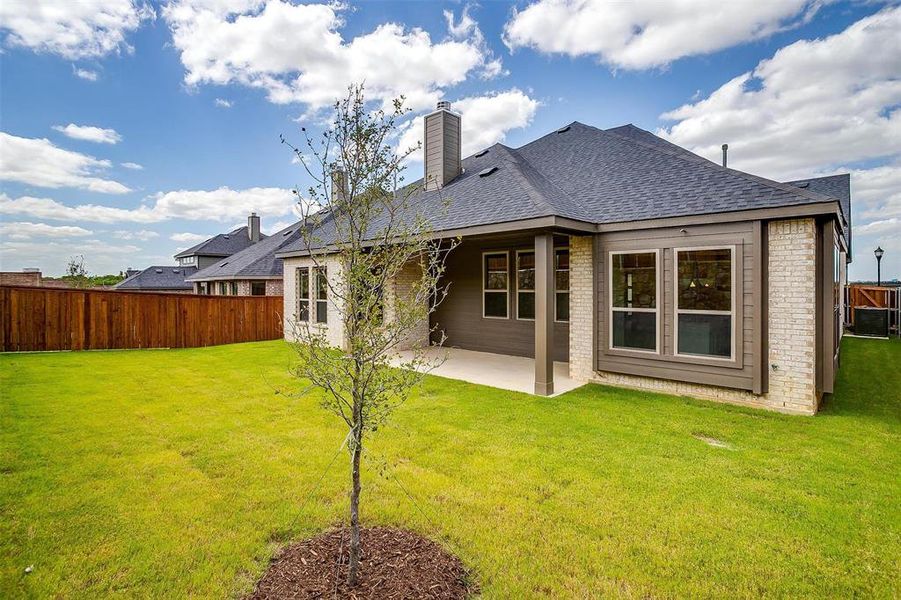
[263,220,294,235]
[0,238,144,276]
[52,123,122,144]
[0,0,155,59]
[503,0,823,70]
[657,7,901,279]
[0,132,130,193]
[0,221,92,241]
[113,229,158,241]
[399,89,540,162]
[0,186,296,224]
[215,98,233,108]
[163,1,501,112]
[170,232,208,243]
[72,66,99,81]
[121,162,144,170]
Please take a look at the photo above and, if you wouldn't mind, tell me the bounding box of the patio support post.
[535,232,555,395]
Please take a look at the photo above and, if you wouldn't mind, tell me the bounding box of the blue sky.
[1,1,898,279]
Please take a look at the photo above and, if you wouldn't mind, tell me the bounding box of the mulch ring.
[247,526,476,599]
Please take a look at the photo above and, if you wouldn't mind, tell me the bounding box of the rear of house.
[277,104,850,415]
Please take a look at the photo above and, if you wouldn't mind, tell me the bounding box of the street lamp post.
[874,246,884,286]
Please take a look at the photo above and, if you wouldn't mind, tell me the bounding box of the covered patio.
[392,347,583,397]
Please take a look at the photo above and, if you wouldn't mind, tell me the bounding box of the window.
[251,281,266,296]
[296,267,310,321]
[609,251,658,352]
[483,252,508,318]
[178,256,195,266]
[229,281,237,296]
[516,251,535,320]
[218,281,228,295]
[555,248,569,322]
[315,267,328,324]
[675,247,733,359]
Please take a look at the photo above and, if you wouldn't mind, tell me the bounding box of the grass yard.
[1,337,899,598]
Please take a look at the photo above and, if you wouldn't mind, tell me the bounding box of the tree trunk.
[347,425,363,587]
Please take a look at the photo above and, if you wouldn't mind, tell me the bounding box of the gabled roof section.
[115,265,197,290]
[787,173,852,255]
[188,222,304,281]
[277,121,850,257]
[174,225,267,259]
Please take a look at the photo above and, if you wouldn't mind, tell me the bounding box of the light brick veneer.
[384,258,430,351]
[283,255,346,349]
[568,219,820,415]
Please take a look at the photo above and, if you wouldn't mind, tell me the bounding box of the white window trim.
[314,266,328,324]
[673,245,736,362]
[296,266,310,322]
[554,246,570,324]
[515,249,535,321]
[608,249,661,355]
[482,250,509,319]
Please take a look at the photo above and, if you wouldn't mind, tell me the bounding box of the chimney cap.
[436,100,452,111]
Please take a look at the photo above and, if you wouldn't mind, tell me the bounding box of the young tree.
[64,255,92,288]
[283,85,457,586]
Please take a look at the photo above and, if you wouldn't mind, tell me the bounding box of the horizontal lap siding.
[0,286,283,352]
[431,236,570,361]
[596,222,758,391]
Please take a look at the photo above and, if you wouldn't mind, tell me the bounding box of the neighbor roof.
[115,265,197,290]
[174,225,266,259]
[277,122,849,256]
[187,222,304,281]
[787,173,852,256]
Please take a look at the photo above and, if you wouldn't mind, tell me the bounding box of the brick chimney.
[423,101,461,190]
[247,212,260,242]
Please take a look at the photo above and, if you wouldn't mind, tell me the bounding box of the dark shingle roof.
[187,222,304,281]
[174,225,266,259]
[787,173,852,255]
[115,265,197,290]
[277,122,849,256]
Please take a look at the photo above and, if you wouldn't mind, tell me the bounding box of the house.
[275,102,851,416]
[186,221,303,296]
[116,213,266,293]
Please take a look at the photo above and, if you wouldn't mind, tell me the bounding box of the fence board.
[0,286,283,352]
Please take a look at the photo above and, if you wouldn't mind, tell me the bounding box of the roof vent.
[154,268,163,273]
[436,100,452,111]
[223,235,230,239]
[283,230,292,236]
[478,166,498,177]
[172,269,180,274]
[797,181,810,188]
[220,262,228,267]
[556,125,571,133]
[474,149,489,157]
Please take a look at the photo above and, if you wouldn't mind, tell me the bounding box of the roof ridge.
[592,122,842,207]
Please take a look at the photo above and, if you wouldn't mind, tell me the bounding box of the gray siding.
[595,222,760,391]
[431,234,570,361]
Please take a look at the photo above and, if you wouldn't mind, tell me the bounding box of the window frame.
[673,245,736,362]
[250,281,266,296]
[482,250,510,320]
[554,246,570,323]
[314,266,328,324]
[607,249,661,355]
[515,249,535,321]
[295,266,310,322]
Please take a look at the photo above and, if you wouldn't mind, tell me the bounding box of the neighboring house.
[115,265,198,293]
[276,102,851,416]
[116,213,266,293]
[186,222,304,296]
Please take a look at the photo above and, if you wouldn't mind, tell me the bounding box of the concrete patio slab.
[391,347,584,397]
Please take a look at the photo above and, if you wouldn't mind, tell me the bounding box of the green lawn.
[1,337,899,598]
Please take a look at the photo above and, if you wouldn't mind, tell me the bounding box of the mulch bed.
[247,527,476,599]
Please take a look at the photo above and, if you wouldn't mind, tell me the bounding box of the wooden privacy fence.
[845,284,900,334]
[0,286,284,352]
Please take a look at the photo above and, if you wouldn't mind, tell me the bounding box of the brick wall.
[384,257,429,351]
[0,272,42,287]
[568,218,820,415]
[283,256,346,349]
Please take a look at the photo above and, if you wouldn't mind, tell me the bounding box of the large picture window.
[315,267,328,324]
[555,248,569,322]
[609,251,658,352]
[675,247,733,359]
[296,267,310,322]
[483,252,509,318]
[516,251,535,320]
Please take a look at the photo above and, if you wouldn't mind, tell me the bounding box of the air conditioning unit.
[854,307,889,337]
